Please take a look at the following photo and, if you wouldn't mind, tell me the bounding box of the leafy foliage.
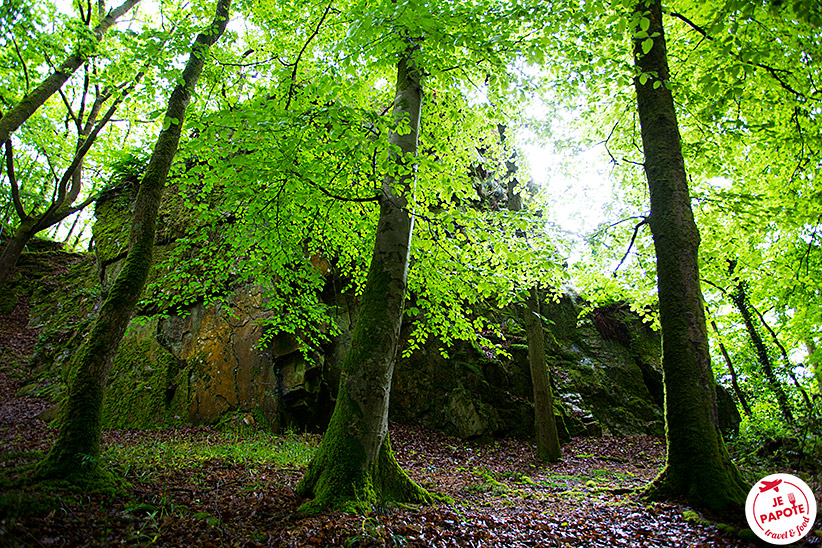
[3,0,821,522]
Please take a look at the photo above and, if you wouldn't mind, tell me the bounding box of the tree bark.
[0,218,38,285]
[632,0,747,512]
[34,0,230,483]
[296,44,431,513]
[524,286,561,462]
[729,279,795,424]
[706,308,752,417]
[0,0,141,144]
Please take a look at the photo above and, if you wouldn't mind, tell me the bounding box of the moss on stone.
[0,291,17,315]
[92,184,139,266]
[101,321,186,429]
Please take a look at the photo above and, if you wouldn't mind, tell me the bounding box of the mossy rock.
[101,319,187,429]
[0,292,17,315]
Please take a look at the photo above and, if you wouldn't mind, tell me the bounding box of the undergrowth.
[104,429,319,475]
[725,403,821,487]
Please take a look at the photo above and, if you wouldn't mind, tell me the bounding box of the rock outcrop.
[8,182,741,440]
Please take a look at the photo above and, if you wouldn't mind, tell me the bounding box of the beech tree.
[630,0,747,511]
[659,0,821,436]
[500,130,561,463]
[35,0,231,482]
[294,41,432,512]
[0,0,141,145]
[523,285,562,462]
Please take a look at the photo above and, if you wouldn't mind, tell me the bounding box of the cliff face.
[8,183,740,439]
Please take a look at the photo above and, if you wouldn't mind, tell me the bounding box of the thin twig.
[612,217,648,276]
[284,0,334,111]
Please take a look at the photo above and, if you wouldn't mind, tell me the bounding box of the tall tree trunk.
[34,0,230,482]
[296,44,431,513]
[524,286,561,462]
[729,280,794,423]
[631,0,747,512]
[0,0,140,144]
[748,302,814,416]
[499,126,561,463]
[706,308,752,417]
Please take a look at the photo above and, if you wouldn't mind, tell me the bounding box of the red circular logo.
[745,473,817,545]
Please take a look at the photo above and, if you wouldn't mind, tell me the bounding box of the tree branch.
[667,10,816,102]
[287,166,379,203]
[284,0,334,111]
[612,217,648,276]
[4,140,27,220]
[797,216,821,278]
[11,35,30,93]
[701,277,730,296]
[57,87,79,129]
[47,70,145,224]
[596,121,619,166]
[77,65,91,133]
[0,0,142,144]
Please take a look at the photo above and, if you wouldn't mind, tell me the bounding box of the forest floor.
[2,374,820,548]
[0,294,820,547]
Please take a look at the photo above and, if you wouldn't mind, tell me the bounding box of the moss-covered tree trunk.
[730,280,794,423]
[632,0,748,512]
[296,44,431,513]
[0,217,38,285]
[524,286,561,462]
[752,308,815,415]
[34,0,230,482]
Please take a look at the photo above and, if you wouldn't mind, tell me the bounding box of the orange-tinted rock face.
[156,286,279,425]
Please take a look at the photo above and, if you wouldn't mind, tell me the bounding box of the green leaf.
[162,117,179,130]
[641,38,654,55]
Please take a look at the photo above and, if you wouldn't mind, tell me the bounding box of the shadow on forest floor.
[2,365,820,547]
[0,296,819,547]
